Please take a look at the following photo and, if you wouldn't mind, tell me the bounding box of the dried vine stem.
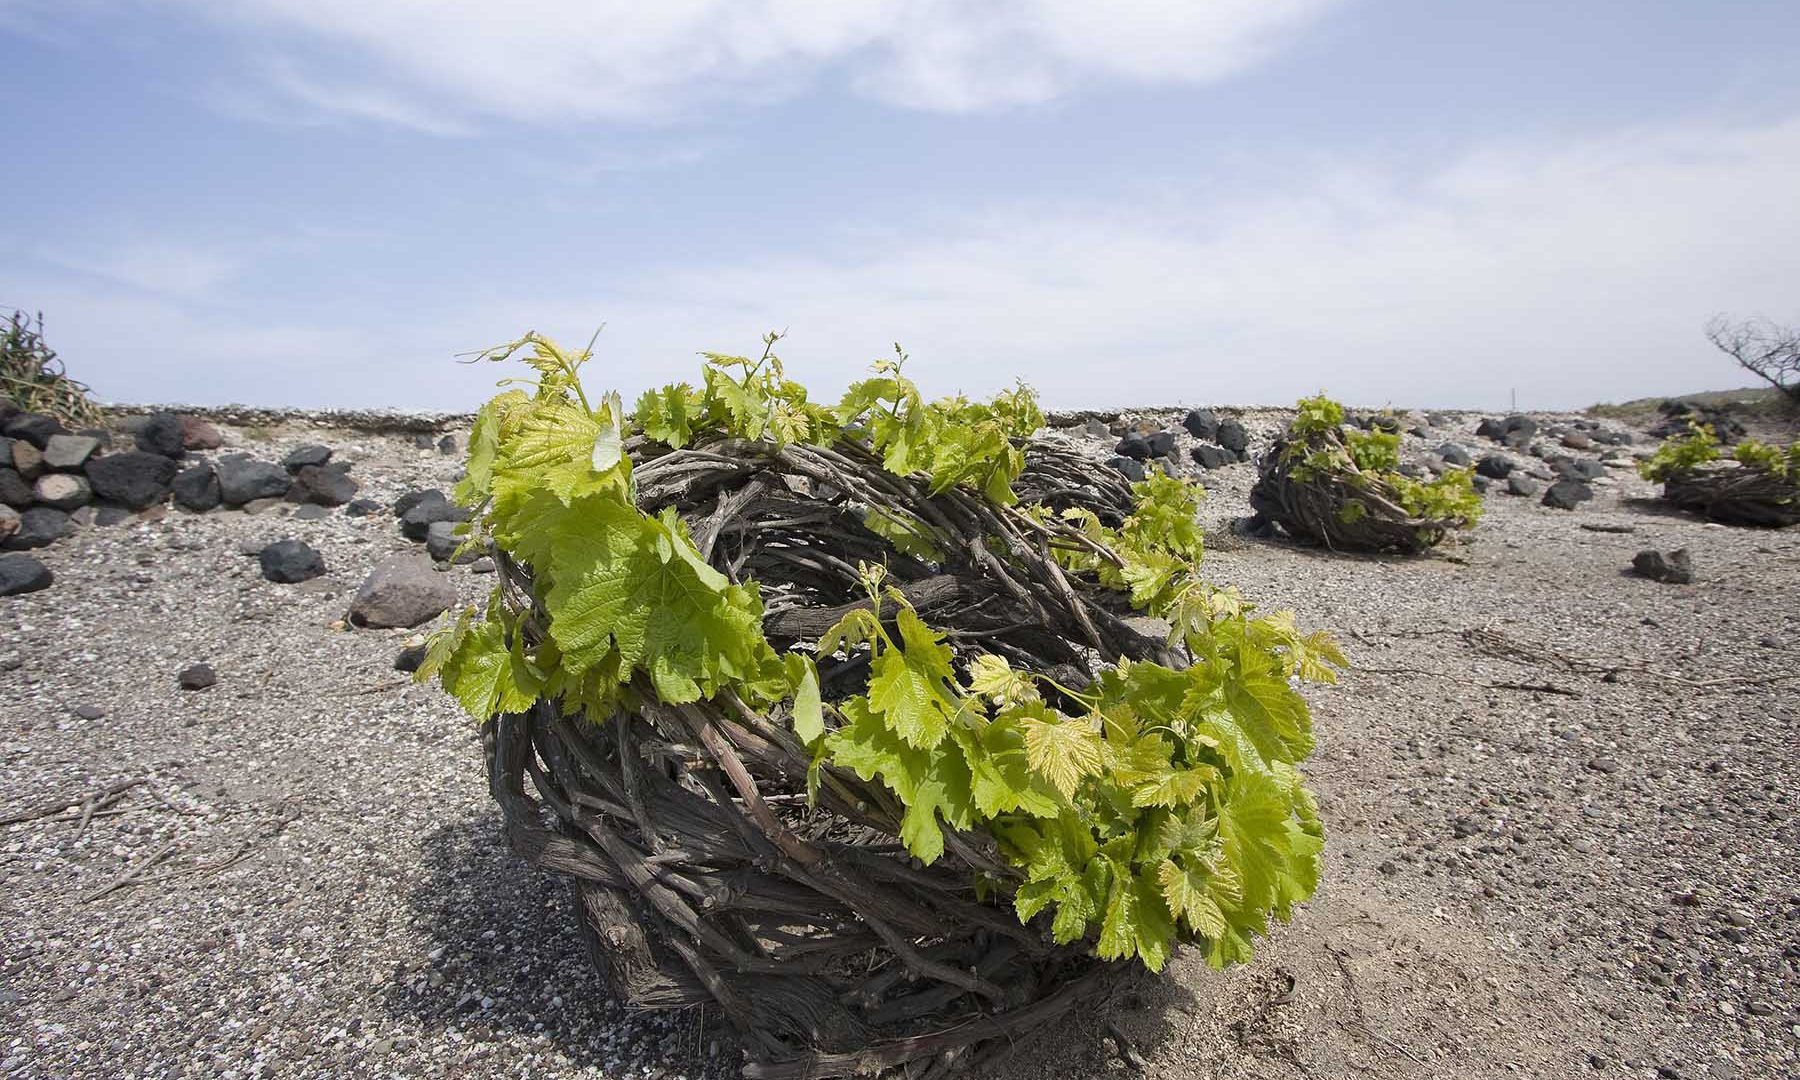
[1661,461,1800,527]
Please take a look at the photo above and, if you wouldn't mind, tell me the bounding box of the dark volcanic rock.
[4,507,72,550]
[394,643,428,673]
[1114,434,1153,461]
[437,434,458,455]
[216,455,292,507]
[1506,475,1541,498]
[293,504,330,521]
[1216,418,1249,454]
[399,491,468,540]
[0,553,52,596]
[1542,479,1593,510]
[282,444,333,471]
[1190,444,1238,470]
[1437,443,1472,467]
[171,465,221,512]
[259,539,326,584]
[1106,456,1147,482]
[134,412,188,458]
[344,498,383,518]
[1181,408,1219,441]
[1632,549,1694,585]
[3,412,65,449]
[0,468,31,508]
[177,663,217,690]
[1145,431,1178,458]
[348,554,458,628]
[1549,455,1606,482]
[288,464,358,506]
[392,489,445,518]
[84,452,178,510]
[1475,454,1514,480]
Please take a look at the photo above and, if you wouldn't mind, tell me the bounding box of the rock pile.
[1,407,375,593]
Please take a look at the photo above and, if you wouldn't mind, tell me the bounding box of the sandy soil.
[2,410,1797,1080]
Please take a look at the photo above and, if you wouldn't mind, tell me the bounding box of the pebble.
[177,663,217,690]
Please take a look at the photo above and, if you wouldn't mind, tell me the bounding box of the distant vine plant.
[424,331,1341,972]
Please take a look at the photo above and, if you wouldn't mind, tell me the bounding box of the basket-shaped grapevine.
[1250,395,1481,554]
[1640,424,1800,528]
[426,335,1340,1078]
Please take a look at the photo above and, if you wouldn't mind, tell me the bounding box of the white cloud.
[503,114,1800,411]
[12,115,1799,412]
[145,0,1340,128]
[48,241,242,298]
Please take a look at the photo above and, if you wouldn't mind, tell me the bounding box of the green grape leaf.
[1019,708,1105,798]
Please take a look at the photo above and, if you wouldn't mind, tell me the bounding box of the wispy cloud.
[133,0,1344,131]
[11,113,1798,411]
[487,114,1800,411]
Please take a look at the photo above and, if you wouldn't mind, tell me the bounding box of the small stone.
[171,465,221,512]
[1542,479,1593,510]
[3,507,72,550]
[425,520,472,562]
[437,434,458,455]
[287,464,358,506]
[293,503,330,521]
[1759,635,1785,649]
[1114,433,1152,461]
[468,556,496,574]
[241,497,284,515]
[282,444,333,470]
[1506,474,1540,497]
[348,554,458,628]
[1723,910,1752,928]
[1475,454,1513,480]
[11,440,45,480]
[32,473,91,511]
[215,455,293,506]
[1437,443,1472,467]
[259,539,326,583]
[0,467,31,507]
[1181,408,1219,441]
[3,412,64,448]
[393,644,428,673]
[1216,418,1249,454]
[1106,456,1146,482]
[343,498,383,518]
[84,452,179,509]
[1190,444,1237,470]
[1632,549,1693,585]
[1588,757,1620,774]
[400,491,467,540]
[0,552,53,595]
[1145,430,1177,458]
[178,416,223,450]
[177,663,217,690]
[41,434,100,470]
[73,704,104,720]
[0,504,17,542]
[133,412,188,458]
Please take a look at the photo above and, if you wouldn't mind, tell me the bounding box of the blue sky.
[2,1,1798,411]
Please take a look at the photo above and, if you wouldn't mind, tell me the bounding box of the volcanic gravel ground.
[2,411,1797,1080]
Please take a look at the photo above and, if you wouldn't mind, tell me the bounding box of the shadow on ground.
[389,813,1194,1078]
[386,813,724,1075]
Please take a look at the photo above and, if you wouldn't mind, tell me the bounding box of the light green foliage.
[1640,422,1800,485]
[1639,423,1722,482]
[430,330,1339,976]
[1284,392,1482,533]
